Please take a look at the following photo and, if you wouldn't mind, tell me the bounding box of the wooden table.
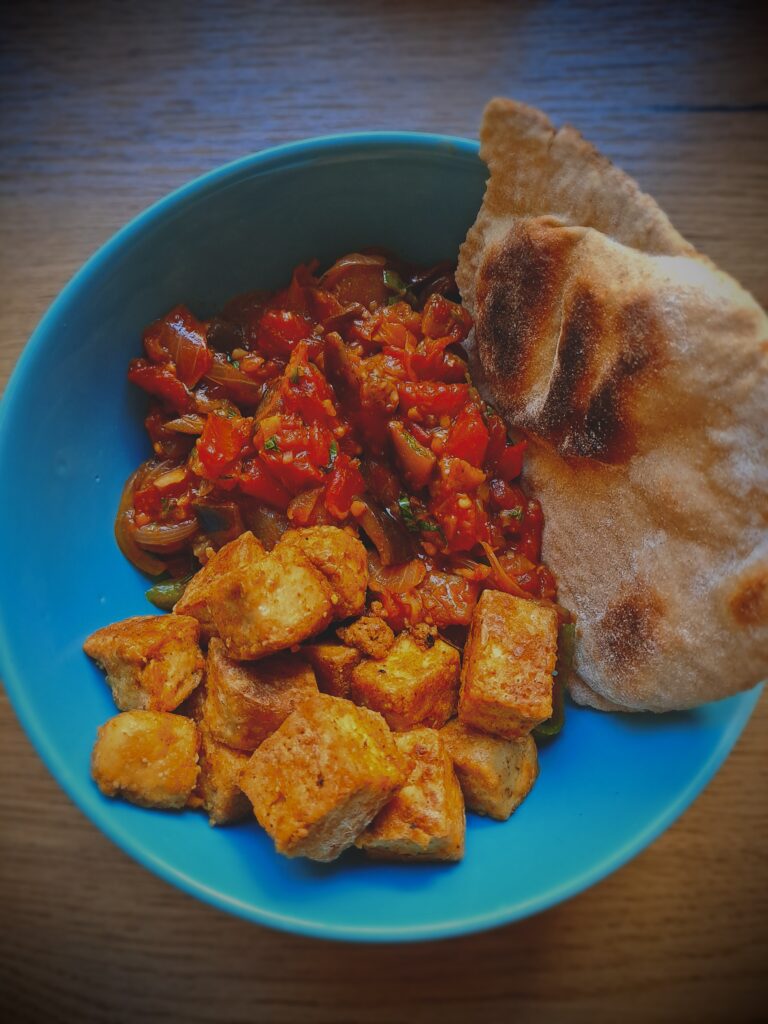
[2,2,766,1020]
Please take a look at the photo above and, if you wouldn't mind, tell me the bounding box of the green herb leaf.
[264,435,280,452]
[501,506,524,522]
[324,440,339,472]
[383,269,407,295]
[397,494,418,530]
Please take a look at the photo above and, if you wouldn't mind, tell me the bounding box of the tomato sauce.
[119,252,557,631]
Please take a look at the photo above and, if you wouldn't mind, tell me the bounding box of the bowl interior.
[0,135,760,941]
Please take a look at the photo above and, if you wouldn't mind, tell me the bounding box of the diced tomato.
[431,492,489,552]
[495,440,527,481]
[436,455,486,494]
[142,306,213,387]
[518,498,544,562]
[410,336,467,382]
[133,484,163,516]
[488,478,527,514]
[128,359,192,413]
[280,343,337,424]
[237,456,291,509]
[257,309,313,360]
[444,403,489,466]
[421,293,472,342]
[196,412,253,479]
[397,381,469,418]
[324,452,364,519]
[256,414,332,493]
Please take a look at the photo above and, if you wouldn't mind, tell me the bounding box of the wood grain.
[1,1,766,1021]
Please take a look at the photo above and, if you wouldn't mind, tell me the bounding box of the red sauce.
[119,252,557,631]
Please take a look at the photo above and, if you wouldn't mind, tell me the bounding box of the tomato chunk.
[444,403,489,467]
[397,381,469,418]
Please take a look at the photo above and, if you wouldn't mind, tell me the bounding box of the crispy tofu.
[91,710,200,809]
[83,614,204,712]
[195,728,251,825]
[350,632,460,731]
[277,526,367,618]
[239,693,406,862]
[174,531,265,639]
[458,591,557,739]
[207,545,335,660]
[301,642,361,698]
[356,728,465,861]
[440,719,538,820]
[204,637,318,750]
[336,615,395,660]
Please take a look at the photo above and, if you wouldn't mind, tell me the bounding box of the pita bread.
[457,98,768,712]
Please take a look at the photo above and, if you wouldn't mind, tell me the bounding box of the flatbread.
[457,98,768,712]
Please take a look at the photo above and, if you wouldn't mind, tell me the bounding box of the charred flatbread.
[457,98,768,712]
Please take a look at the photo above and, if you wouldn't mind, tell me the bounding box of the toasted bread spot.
[728,566,768,626]
[599,590,664,667]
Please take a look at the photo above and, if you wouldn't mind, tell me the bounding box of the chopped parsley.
[324,440,339,472]
[263,435,280,452]
[398,494,444,539]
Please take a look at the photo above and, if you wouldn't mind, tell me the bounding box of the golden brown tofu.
[91,710,200,809]
[336,615,395,660]
[207,545,335,660]
[440,719,538,820]
[277,526,368,618]
[174,531,265,639]
[458,591,557,739]
[356,728,465,861]
[239,694,406,862]
[195,728,251,825]
[204,638,318,750]
[350,632,460,731]
[301,642,361,698]
[83,614,204,712]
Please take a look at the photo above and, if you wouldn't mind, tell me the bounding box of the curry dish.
[84,251,568,863]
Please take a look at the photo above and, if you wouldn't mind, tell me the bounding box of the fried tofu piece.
[301,642,361,698]
[356,728,465,861]
[336,615,395,659]
[83,614,204,712]
[91,710,200,809]
[207,545,335,660]
[240,694,406,861]
[459,591,557,739]
[174,531,265,639]
[440,719,538,820]
[195,729,251,825]
[350,632,460,731]
[277,526,368,618]
[204,638,318,750]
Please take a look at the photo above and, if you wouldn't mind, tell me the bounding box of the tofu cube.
[440,719,538,820]
[195,729,251,825]
[204,637,318,750]
[239,694,406,861]
[350,632,460,731]
[277,526,368,618]
[336,615,395,660]
[83,614,204,712]
[356,728,465,861]
[91,710,200,809]
[459,591,557,739]
[174,531,265,639]
[301,642,361,698]
[207,545,335,660]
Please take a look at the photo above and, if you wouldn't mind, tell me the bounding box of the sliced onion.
[353,497,415,566]
[164,413,206,435]
[480,542,531,599]
[367,552,426,594]
[132,517,199,552]
[114,465,168,576]
[242,501,289,550]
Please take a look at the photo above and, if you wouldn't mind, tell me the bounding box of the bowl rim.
[0,131,762,943]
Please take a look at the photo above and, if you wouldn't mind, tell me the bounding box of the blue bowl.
[0,134,761,942]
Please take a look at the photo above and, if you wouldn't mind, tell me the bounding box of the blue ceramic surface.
[0,134,760,942]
